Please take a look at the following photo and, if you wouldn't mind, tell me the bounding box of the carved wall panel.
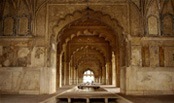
[162,15,173,36]
[36,5,47,37]
[161,0,174,15]
[148,16,158,36]
[164,47,174,67]
[145,0,160,36]
[130,3,143,36]
[1,0,34,36]
[131,46,142,66]
[3,17,14,36]
[17,48,31,67]
[0,46,31,67]
[30,47,45,67]
[161,0,174,36]
[146,0,159,16]
[18,17,29,35]
[2,46,17,67]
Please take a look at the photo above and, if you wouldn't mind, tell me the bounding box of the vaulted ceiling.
[57,9,120,75]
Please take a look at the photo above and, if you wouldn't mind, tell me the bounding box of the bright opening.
[83,70,94,83]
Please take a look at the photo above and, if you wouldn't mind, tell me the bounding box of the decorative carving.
[0,47,31,67]
[17,48,31,67]
[131,0,140,9]
[3,17,14,36]
[1,0,33,36]
[160,0,174,36]
[18,16,29,35]
[2,46,16,67]
[130,2,143,36]
[148,16,158,35]
[141,74,152,82]
[162,15,173,36]
[35,47,44,59]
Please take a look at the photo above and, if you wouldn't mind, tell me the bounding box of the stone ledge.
[126,90,174,95]
[19,90,40,95]
[0,67,42,71]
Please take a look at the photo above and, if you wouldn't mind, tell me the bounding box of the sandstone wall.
[125,38,174,95]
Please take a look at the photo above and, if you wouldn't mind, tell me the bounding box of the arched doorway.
[55,8,126,92]
[83,70,95,84]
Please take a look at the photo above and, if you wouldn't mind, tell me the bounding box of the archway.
[83,70,95,84]
[54,8,126,92]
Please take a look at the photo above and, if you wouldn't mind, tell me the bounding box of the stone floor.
[0,85,174,103]
[120,94,174,103]
[0,86,73,103]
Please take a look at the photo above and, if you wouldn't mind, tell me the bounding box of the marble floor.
[0,85,174,103]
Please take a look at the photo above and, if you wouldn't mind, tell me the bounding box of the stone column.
[77,69,79,84]
[71,66,74,85]
[106,62,112,85]
[67,62,70,85]
[69,62,72,85]
[109,62,112,85]
[112,52,116,86]
[63,62,66,85]
[58,54,62,87]
[102,66,106,84]
[105,64,109,85]
[74,67,76,85]
[64,62,69,85]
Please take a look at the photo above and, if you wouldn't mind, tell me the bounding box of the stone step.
[57,98,118,103]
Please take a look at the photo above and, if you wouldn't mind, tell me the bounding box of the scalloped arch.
[70,45,106,61]
[53,8,124,43]
[73,50,105,66]
[59,28,116,50]
[77,55,101,66]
